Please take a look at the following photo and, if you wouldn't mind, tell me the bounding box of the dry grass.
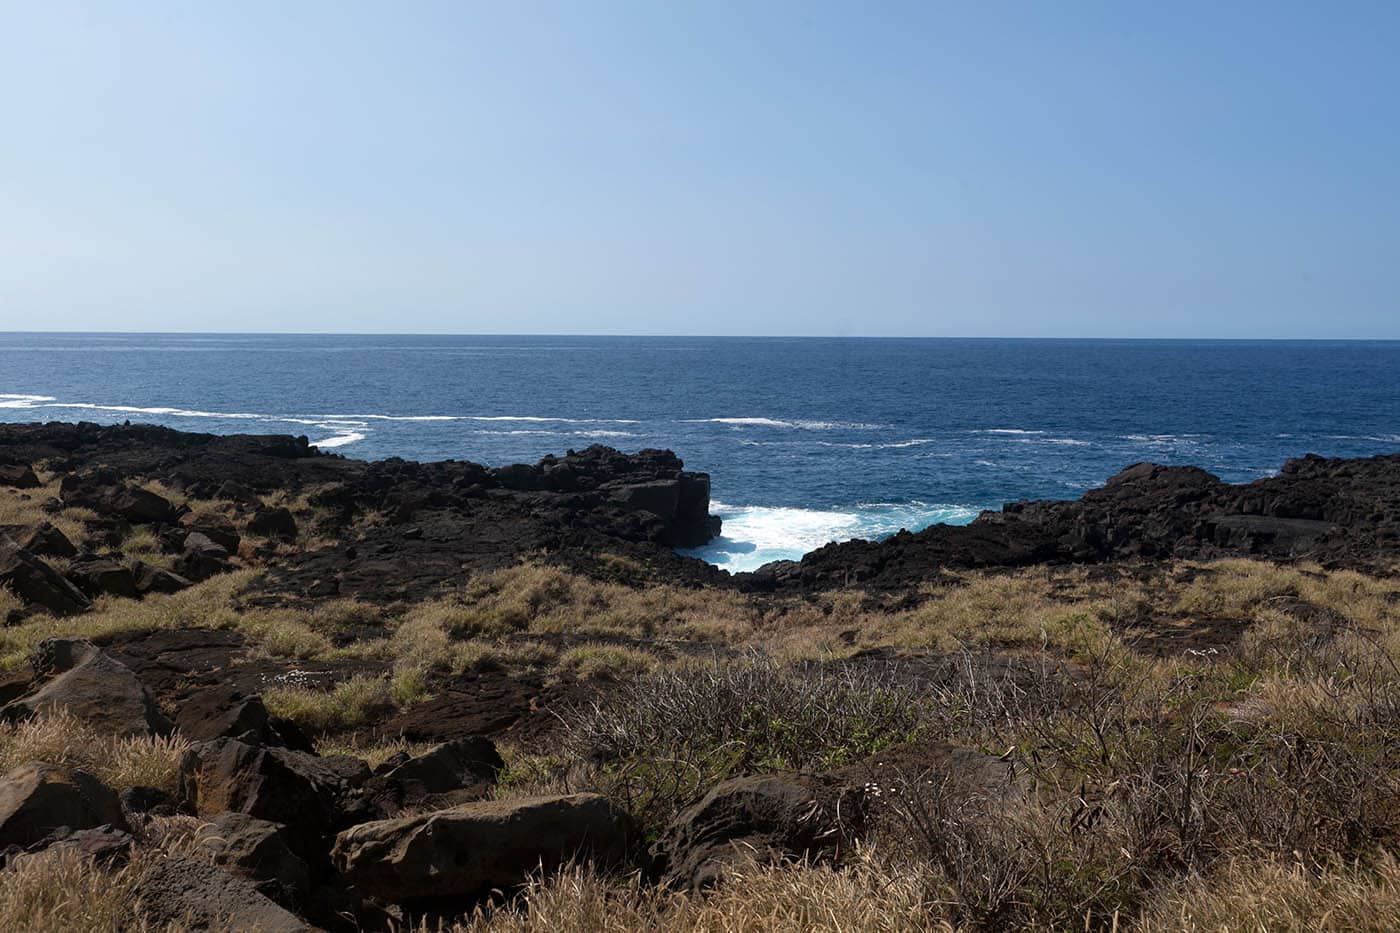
[448,850,945,933]
[316,734,438,770]
[1138,853,1400,932]
[557,643,656,682]
[0,846,146,932]
[0,479,93,550]
[262,671,428,735]
[0,571,254,669]
[0,585,22,619]
[437,564,759,642]
[0,712,189,793]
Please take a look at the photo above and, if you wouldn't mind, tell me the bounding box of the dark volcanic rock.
[0,537,90,615]
[751,453,1400,589]
[0,464,40,489]
[179,514,241,554]
[131,560,192,595]
[60,470,176,525]
[134,855,309,933]
[197,812,312,910]
[651,773,866,889]
[364,736,503,816]
[0,424,725,603]
[248,506,298,540]
[332,793,632,901]
[66,555,139,599]
[11,521,78,559]
[178,738,362,851]
[3,638,172,737]
[174,685,312,751]
[0,762,130,847]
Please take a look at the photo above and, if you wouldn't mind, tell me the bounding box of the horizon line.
[2,330,1399,342]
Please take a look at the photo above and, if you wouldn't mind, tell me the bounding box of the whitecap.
[310,431,367,448]
[0,394,55,408]
[682,500,979,572]
[681,417,885,430]
[974,428,1046,435]
[463,416,640,424]
[1325,434,1400,443]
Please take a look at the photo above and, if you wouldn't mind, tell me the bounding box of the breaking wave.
[681,499,980,573]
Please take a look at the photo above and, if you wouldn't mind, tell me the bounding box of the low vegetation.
[0,713,189,794]
[3,461,1399,931]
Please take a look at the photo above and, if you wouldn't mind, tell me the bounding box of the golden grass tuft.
[450,850,945,933]
[0,846,145,932]
[0,571,255,670]
[262,670,428,736]
[0,712,189,793]
[1138,853,1400,932]
[557,643,656,682]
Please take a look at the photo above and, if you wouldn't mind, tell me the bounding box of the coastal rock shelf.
[749,454,1400,590]
[0,422,725,609]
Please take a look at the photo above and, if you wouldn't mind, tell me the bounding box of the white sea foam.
[682,499,979,572]
[463,416,640,424]
[311,431,367,448]
[682,417,885,430]
[469,429,640,439]
[0,394,56,408]
[975,428,1046,435]
[1326,434,1400,443]
[0,392,659,452]
[815,438,936,450]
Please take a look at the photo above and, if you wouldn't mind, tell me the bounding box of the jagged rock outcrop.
[178,738,365,852]
[2,639,171,737]
[332,793,632,900]
[134,855,310,932]
[0,536,90,616]
[0,464,40,489]
[363,736,503,817]
[174,686,312,751]
[197,812,312,910]
[749,453,1400,589]
[651,773,865,889]
[0,423,724,605]
[0,762,130,847]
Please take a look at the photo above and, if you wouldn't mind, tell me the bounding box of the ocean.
[2,334,1398,571]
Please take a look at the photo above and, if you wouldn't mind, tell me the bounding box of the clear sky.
[1,2,1397,338]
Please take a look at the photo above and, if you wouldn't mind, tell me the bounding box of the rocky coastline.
[0,421,1398,930]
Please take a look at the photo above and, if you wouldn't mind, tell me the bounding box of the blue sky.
[1,2,1397,337]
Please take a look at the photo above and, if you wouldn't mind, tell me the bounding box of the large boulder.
[248,506,298,540]
[13,522,77,559]
[364,736,503,816]
[134,855,309,933]
[175,532,233,582]
[197,812,311,910]
[0,537,90,616]
[3,639,171,737]
[132,560,192,596]
[179,514,241,554]
[0,464,40,489]
[174,685,312,751]
[60,472,177,525]
[651,773,866,889]
[0,762,130,847]
[66,555,139,599]
[332,793,632,901]
[178,738,360,851]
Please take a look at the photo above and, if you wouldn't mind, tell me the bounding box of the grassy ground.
[3,475,1400,929]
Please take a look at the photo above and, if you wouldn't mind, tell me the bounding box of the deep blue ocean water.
[3,334,1398,570]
